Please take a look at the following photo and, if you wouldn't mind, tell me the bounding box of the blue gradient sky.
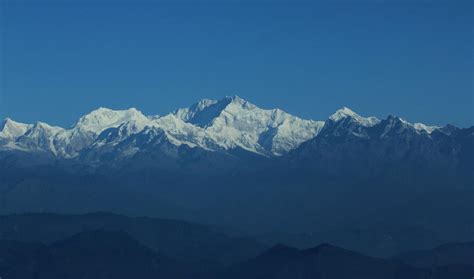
[1,0,473,127]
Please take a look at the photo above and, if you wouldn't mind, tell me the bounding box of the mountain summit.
[0,96,457,164]
[0,98,472,246]
[329,107,381,127]
[0,96,325,158]
[173,96,324,155]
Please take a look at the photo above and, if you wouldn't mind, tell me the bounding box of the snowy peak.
[0,97,452,160]
[329,107,380,127]
[323,109,443,140]
[37,122,63,134]
[173,98,218,123]
[329,107,359,121]
[10,121,65,155]
[74,107,149,134]
[173,95,254,128]
[413,123,439,134]
[25,122,62,142]
[0,118,32,140]
[223,95,256,108]
[381,115,440,136]
[174,97,229,128]
[328,109,431,133]
[170,96,324,155]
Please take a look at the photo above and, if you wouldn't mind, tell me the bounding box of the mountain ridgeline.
[0,96,471,172]
[0,213,473,279]
[0,96,473,257]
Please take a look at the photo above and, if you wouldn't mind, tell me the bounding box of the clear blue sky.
[1,0,473,127]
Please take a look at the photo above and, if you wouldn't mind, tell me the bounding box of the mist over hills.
[0,213,472,279]
[0,212,265,266]
[3,0,472,275]
[0,213,473,279]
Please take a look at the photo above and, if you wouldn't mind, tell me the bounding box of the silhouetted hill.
[0,230,189,279]
[38,230,186,279]
[0,212,266,267]
[255,226,443,258]
[215,243,474,279]
[394,241,474,268]
[2,232,473,279]
[216,243,427,279]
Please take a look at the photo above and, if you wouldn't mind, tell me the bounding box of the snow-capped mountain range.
[0,96,447,162]
[1,96,472,236]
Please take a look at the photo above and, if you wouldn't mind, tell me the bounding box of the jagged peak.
[329,107,380,127]
[0,118,32,139]
[175,96,261,123]
[223,95,244,103]
[18,121,64,141]
[75,107,148,134]
[2,117,13,125]
[414,123,439,134]
[173,96,254,128]
[1,117,31,127]
[330,107,358,120]
[93,106,112,112]
[81,107,143,118]
[173,98,218,122]
[193,98,218,109]
[32,121,47,128]
[387,115,412,127]
[384,115,439,134]
[1,98,458,160]
[2,118,24,129]
[222,95,256,109]
[437,124,459,135]
[30,121,63,131]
